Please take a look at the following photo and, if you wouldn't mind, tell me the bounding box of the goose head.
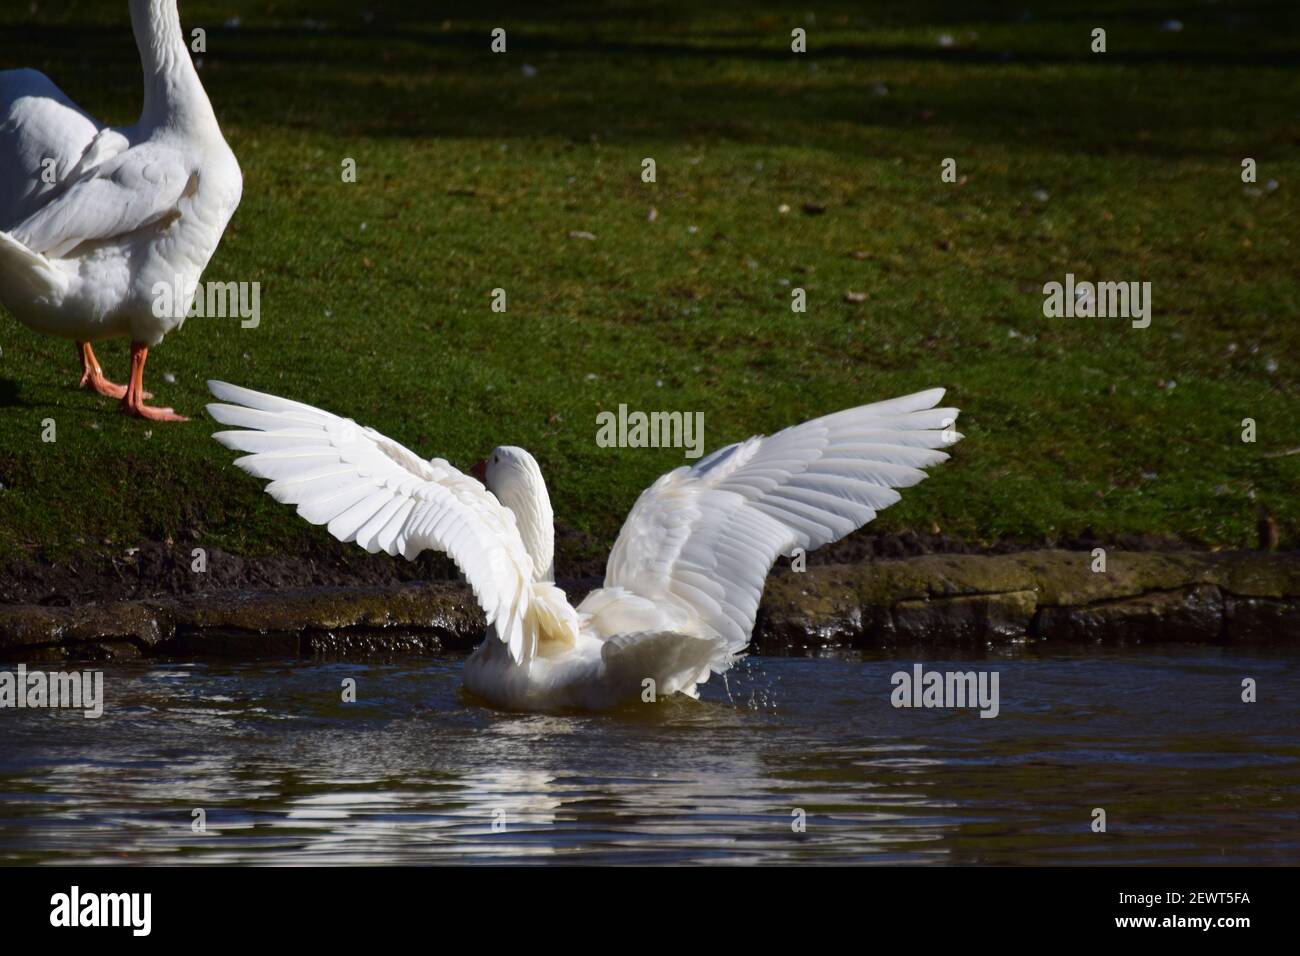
[472,446,555,582]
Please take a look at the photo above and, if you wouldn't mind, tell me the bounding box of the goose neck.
[498,473,556,582]
[130,0,218,134]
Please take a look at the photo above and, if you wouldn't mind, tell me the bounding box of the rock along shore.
[0,550,1295,662]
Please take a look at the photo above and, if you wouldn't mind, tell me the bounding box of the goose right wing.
[597,388,961,654]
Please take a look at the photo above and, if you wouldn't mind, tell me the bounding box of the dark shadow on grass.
[7,21,1298,69]
[3,1,1297,164]
[0,379,25,408]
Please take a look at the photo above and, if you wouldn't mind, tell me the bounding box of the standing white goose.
[206,381,962,711]
[0,0,242,421]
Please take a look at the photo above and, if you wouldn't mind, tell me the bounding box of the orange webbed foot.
[119,341,186,422]
[76,341,135,399]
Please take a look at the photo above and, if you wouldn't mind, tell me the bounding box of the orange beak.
[470,458,487,482]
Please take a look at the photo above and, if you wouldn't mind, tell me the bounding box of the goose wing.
[0,69,104,227]
[10,141,190,257]
[206,381,539,664]
[595,388,961,654]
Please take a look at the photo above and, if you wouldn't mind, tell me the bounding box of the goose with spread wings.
[207,381,962,711]
[0,0,242,420]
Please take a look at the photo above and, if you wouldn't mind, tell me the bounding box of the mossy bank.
[2,550,1295,662]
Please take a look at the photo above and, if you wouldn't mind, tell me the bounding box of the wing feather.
[589,388,962,654]
[206,380,538,663]
[11,143,192,257]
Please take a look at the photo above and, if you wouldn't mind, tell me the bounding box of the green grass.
[1,0,1297,567]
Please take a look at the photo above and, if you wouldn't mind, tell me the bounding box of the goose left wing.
[206,381,541,664]
[10,142,190,257]
[0,69,105,226]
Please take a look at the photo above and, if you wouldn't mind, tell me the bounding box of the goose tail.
[600,630,735,701]
[0,229,65,305]
[521,580,581,660]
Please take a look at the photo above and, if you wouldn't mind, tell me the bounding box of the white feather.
[0,1,242,351]
[206,380,536,665]
[588,388,962,655]
[207,382,962,709]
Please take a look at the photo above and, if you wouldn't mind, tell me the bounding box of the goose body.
[207,381,962,711]
[0,0,242,420]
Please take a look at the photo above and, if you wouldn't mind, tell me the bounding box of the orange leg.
[120,342,187,422]
[76,341,129,400]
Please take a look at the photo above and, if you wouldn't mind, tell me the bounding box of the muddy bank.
[0,527,1202,607]
[756,549,1299,649]
[1,550,1295,661]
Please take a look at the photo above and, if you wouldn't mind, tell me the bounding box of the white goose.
[206,381,962,711]
[0,0,242,421]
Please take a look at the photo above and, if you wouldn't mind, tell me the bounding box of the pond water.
[1,645,1297,864]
